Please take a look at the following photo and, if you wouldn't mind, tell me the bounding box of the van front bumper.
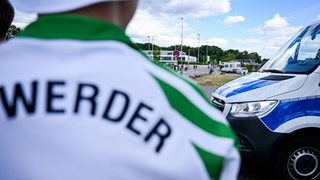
[226,114,284,168]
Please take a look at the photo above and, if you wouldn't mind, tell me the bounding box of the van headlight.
[230,100,277,117]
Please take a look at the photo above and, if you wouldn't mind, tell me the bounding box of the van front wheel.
[274,136,320,180]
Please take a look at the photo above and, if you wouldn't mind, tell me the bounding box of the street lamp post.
[149,35,157,60]
[147,36,151,51]
[151,40,154,59]
[180,17,183,62]
[206,42,208,65]
[197,33,200,64]
[188,49,190,66]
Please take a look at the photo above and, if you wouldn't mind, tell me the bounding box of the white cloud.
[13,0,231,28]
[207,38,229,48]
[222,16,245,25]
[235,38,263,44]
[249,14,302,58]
[139,0,231,18]
[127,9,189,47]
[258,36,293,58]
[251,14,302,36]
[127,0,232,48]
[264,14,288,29]
[128,11,229,49]
[128,10,173,38]
[234,36,293,59]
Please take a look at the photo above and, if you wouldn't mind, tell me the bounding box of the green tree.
[208,45,224,64]
[222,53,237,62]
[248,52,261,63]
[134,43,263,65]
[153,45,160,61]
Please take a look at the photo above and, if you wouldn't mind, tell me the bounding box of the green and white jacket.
[0,14,240,180]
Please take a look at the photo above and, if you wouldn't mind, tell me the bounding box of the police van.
[211,20,320,179]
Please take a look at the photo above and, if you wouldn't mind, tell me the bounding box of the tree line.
[137,43,269,64]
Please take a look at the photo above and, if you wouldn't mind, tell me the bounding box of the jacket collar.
[19,14,140,50]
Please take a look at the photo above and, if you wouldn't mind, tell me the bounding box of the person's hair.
[0,0,15,38]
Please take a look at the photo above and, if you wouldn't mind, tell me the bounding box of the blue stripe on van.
[261,97,320,131]
[216,80,278,98]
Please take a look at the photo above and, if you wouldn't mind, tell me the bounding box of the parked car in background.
[236,67,248,76]
[211,20,320,179]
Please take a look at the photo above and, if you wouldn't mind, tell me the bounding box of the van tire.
[273,136,320,180]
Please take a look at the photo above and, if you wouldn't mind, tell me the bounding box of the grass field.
[195,73,241,86]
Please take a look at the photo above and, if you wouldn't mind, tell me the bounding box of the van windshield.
[260,21,320,74]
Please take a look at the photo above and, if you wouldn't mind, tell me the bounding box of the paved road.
[179,65,219,99]
[181,65,219,78]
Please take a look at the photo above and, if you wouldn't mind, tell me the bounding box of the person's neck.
[66,2,126,30]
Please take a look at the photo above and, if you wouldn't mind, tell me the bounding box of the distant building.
[143,50,197,63]
[219,59,259,65]
[236,59,259,65]
[219,59,261,72]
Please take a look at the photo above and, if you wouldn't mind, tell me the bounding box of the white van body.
[211,21,320,179]
[221,61,241,73]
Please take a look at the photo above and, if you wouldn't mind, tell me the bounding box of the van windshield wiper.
[262,69,285,73]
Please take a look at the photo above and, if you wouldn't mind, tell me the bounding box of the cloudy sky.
[12,0,320,59]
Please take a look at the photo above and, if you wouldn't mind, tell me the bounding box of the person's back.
[0,1,240,179]
[0,0,14,42]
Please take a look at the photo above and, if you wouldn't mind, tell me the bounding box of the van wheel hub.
[288,148,319,179]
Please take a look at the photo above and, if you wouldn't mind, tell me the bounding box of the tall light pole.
[148,35,157,59]
[188,49,190,66]
[206,42,208,65]
[180,17,183,61]
[151,35,157,60]
[147,36,151,51]
[197,33,200,64]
